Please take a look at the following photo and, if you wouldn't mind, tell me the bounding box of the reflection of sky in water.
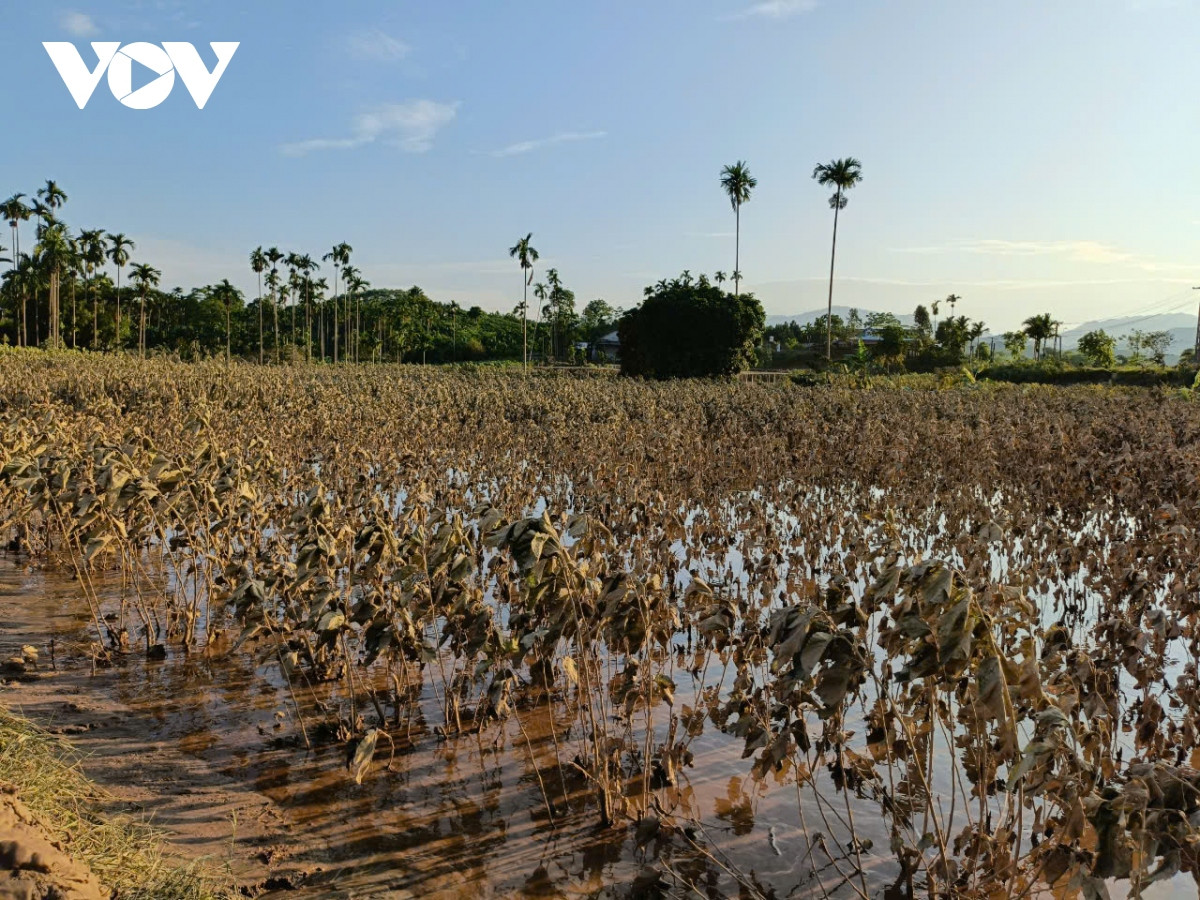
[0,468,1194,898]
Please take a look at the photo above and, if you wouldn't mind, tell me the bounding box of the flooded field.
[3,355,1200,898]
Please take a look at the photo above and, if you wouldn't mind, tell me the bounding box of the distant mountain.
[1059,313,1194,356]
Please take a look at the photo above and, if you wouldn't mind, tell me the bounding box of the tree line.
[2,182,621,364]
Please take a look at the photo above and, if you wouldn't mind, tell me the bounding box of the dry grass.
[0,705,232,900]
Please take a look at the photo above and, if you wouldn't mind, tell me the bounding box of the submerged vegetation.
[2,351,1200,896]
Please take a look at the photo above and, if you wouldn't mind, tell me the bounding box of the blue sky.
[4,0,1200,332]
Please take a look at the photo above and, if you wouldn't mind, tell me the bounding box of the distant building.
[593,330,620,362]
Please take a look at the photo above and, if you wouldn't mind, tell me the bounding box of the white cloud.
[484,130,607,158]
[728,0,817,20]
[61,11,98,36]
[280,101,460,157]
[891,238,1196,274]
[345,29,411,62]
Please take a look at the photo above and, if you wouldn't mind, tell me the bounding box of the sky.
[3,0,1200,333]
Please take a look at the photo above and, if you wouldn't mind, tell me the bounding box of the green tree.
[812,157,863,360]
[508,233,538,373]
[913,304,932,338]
[1022,314,1054,361]
[323,243,352,363]
[107,232,134,349]
[1142,330,1173,365]
[1,195,32,345]
[211,278,242,363]
[1077,329,1116,368]
[130,263,161,356]
[580,298,615,344]
[618,273,765,378]
[1003,331,1027,360]
[719,161,757,298]
[250,247,266,363]
[35,223,71,349]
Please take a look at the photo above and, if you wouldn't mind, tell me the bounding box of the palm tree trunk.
[522,276,528,374]
[258,274,263,364]
[825,189,842,361]
[273,298,279,364]
[305,284,311,364]
[91,273,97,348]
[115,268,122,351]
[70,277,76,349]
[734,204,740,298]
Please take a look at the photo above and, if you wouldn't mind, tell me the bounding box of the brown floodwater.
[0,555,1195,899]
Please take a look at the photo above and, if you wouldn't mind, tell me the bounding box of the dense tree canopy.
[618,272,764,378]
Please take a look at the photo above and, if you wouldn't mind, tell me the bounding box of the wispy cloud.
[891,239,1196,275]
[61,10,98,36]
[484,130,606,158]
[727,0,817,20]
[281,101,460,157]
[345,28,411,62]
[894,239,1136,264]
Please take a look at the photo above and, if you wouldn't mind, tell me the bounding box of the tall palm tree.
[107,233,134,350]
[347,272,369,362]
[719,161,757,298]
[1,195,31,346]
[508,233,539,373]
[213,278,239,364]
[264,247,284,363]
[130,263,161,356]
[35,224,71,350]
[66,233,82,348]
[341,264,361,362]
[80,230,107,348]
[532,281,548,364]
[1,255,34,347]
[322,244,352,363]
[299,254,317,363]
[1022,313,1055,361]
[250,247,266,364]
[812,157,864,360]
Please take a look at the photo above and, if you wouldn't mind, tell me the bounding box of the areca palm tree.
[262,247,283,363]
[35,224,71,349]
[1,195,31,346]
[1,255,34,346]
[130,263,161,356]
[107,233,134,349]
[66,234,82,348]
[347,271,369,362]
[719,161,757,298]
[1022,313,1055,361]
[213,278,239,364]
[340,264,360,362]
[533,281,548,363]
[812,157,864,360]
[298,254,318,363]
[508,233,539,373]
[322,244,352,363]
[250,247,267,363]
[80,230,107,348]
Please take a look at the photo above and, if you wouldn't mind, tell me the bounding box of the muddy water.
[0,557,901,899]
[3,554,1198,899]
